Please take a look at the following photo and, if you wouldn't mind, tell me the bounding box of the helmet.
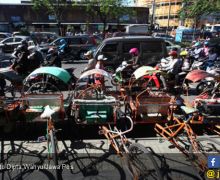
[129,48,139,56]
[84,50,93,56]
[60,39,66,44]
[180,50,188,56]
[194,42,201,47]
[48,48,55,54]
[28,45,37,52]
[21,39,28,46]
[204,41,209,45]
[97,54,107,61]
[18,44,28,52]
[122,61,127,66]
[169,50,177,57]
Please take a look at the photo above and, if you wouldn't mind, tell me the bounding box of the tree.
[32,0,70,35]
[75,0,136,34]
[179,0,220,27]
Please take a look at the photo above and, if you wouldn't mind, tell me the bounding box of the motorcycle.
[111,61,133,86]
[111,62,167,90]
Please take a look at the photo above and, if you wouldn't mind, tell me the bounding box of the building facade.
[136,0,182,28]
[0,4,149,34]
[136,0,220,29]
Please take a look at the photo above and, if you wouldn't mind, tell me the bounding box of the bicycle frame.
[155,116,198,153]
[99,116,133,154]
[155,115,210,172]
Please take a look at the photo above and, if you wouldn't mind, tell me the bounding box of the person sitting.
[180,50,190,72]
[58,39,68,54]
[28,45,44,72]
[82,50,96,73]
[162,50,182,87]
[128,48,140,68]
[95,55,107,85]
[13,40,28,58]
[203,41,209,57]
[47,48,62,68]
[11,44,30,75]
[193,42,205,59]
[82,50,96,84]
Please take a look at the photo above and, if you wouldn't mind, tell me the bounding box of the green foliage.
[179,0,220,20]
[74,0,135,31]
[32,0,68,20]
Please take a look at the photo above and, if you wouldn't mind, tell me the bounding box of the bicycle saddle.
[40,105,55,119]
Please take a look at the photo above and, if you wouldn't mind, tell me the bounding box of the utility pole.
[167,0,171,34]
[151,0,156,25]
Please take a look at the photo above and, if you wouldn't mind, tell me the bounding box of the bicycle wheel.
[189,137,220,178]
[128,143,163,180]
[48,129,59,180]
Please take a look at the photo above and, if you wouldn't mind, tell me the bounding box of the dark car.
[94,36,168,70]
[39,35,97,60]
[30,32,58,45]
[0,36,30,53]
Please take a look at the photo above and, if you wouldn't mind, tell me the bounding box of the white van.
[125,24,150,35]
[205,24,220,34]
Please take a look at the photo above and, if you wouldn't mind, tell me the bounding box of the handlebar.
[99,116,133,138]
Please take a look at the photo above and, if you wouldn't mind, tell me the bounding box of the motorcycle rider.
[193,42,205,60]
[13,40,28,58]
[82,50,96,84]
[128,48,140,68]
[28,45,44,71]
[180,50,190,72]
[206,47,218,72]
[11,43,30,75]
[47,48,62,67]
[82,50,96,72]
[58,38,68,54]
[203,41,209,57]
[162,50,182,87]
[95,55,107,85]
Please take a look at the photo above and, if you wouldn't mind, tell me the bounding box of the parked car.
[153,33,174,41]
[164,40,181,53]
[30,32,58,45]
[0,32,12,41]
[39,35,97,60]
[0,36,30,53]
[94,36,168,70]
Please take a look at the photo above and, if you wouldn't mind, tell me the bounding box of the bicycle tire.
[189,137,220,178]
[128,143,163,180]
[49,130,59,180]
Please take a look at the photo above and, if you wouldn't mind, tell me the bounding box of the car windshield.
[214,26,220,32]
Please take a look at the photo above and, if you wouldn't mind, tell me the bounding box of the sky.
[0,0,21,3]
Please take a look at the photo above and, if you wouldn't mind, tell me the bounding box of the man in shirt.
[163,50,182,87]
